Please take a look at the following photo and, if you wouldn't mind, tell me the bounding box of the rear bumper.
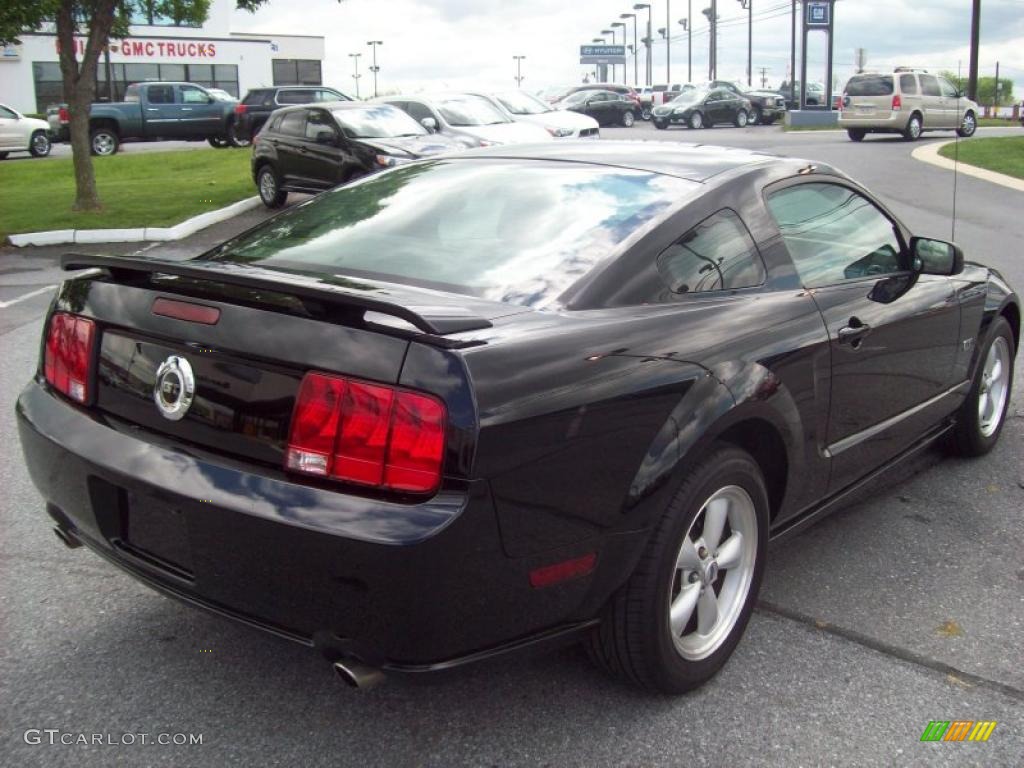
[16,380,631,669]
[838,112,906,130]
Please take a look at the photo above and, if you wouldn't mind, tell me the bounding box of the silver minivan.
[838,69,979,142]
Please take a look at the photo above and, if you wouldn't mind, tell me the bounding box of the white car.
[0,103,52,158]
[480,90,600,138]
[375,93,552,147]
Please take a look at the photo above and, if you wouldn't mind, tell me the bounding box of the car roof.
[452,140,813,183]
[273,101,389,113]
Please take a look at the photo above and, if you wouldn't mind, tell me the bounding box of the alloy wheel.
[92,133,115,155]
[32,133,51,156]
[623,111,635,127]
[978,337,1011,438]
[737,110,748,128]
[961,113,976,136]
[668,485,758,660]
[259,169,277,203]
[690,112,703,129]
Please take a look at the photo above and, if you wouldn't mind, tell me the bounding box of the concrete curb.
[911,140,1024,193]
[6,196,261,247]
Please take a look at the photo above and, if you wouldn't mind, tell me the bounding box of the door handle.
[146,108,159,112]
[837,320,872,346]
[181,108,193,112]
[298,146,308,154]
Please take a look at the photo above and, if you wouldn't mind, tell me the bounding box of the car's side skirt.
[768,419,955,544]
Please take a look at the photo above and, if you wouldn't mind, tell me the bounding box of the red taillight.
[58,107,69,123]
[234,104,247,115]
[152,297,220,325]
[44,312,96,404]
[892,94,902,111]
[286,372,446,494]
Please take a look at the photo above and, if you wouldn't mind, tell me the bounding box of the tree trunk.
[55,0,117,212]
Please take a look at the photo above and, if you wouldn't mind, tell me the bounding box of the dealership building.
[0,0,326,114]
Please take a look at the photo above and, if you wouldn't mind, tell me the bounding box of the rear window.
[209,161,696,307]
[277,89,316,105]
[243,90,271,106]
[846,75,893,96]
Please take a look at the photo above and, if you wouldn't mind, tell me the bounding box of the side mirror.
[911,236,964,276]
[315,129,336,145]
[420,116,437,132]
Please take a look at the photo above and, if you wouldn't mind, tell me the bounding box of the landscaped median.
[0,147,256,244]
[937,136,1024,181]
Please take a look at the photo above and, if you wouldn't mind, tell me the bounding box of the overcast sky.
[231,0,1024,96]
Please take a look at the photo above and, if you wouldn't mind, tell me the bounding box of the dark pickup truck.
[81,82,245,155]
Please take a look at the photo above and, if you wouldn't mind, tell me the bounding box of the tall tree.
[0,2,267,212]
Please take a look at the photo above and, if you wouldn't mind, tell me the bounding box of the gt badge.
[153,355,195,421]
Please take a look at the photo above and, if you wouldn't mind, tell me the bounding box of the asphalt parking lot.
[1,126,1022,766]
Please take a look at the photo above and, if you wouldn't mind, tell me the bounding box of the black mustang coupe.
[17,143,1018,693]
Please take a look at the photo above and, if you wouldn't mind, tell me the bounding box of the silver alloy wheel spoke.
[676,537,701,571]
[670,583,701,635]
[697,588,719,634]
[702,498,728,551]
[716,533,743,569]
[978,337,1010,437]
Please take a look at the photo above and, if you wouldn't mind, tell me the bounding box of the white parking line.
[0,285,56,309]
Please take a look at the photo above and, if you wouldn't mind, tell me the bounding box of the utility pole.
[366,40,382,98]
[968,0,981,101]
[348,52,362,99]
[679,2,691,83]
[758,66,769,88]
[703,3,717,81]
[513,55,526,87]
[993,60,1000,110]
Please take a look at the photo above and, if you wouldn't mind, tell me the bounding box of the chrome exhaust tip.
[53,526,82,549]
[333,659,385,689]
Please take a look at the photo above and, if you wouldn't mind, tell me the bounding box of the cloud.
[230,0,1024,94]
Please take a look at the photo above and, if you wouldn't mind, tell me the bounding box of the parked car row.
[637,81,786,125]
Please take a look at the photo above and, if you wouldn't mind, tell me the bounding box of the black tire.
[847,128,866,142]
[256,165,287,209]
[688,112,704,130]
[208,136,230,148]
[749,106,762,126]
[621,110,636,128]
[653,119,668,130]
[734,109,749,128]
[641,107,652,121]
[89,127,119,156]
[29,130,52,157]
[227,122,251,148]
[947,317,1015,457]
[902,113,923,142]
[957,111,977,138]
[586,445,769,693]
[0,152,7,160]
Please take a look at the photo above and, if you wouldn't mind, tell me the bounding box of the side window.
[0,105,18,119]
[277,89,315,105]
[316,89,342,102]
[146,85,175,104]
[899,74,919,95]
[305,109,336,140]
[404,101,435,123]
[766,183,905,287]
[919,75,941,97]
[939,78,959,98]
[180,86,208,104]
[656,209,766,294]
[277,110,307,137]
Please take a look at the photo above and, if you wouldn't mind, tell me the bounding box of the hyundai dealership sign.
[580,45,626,65]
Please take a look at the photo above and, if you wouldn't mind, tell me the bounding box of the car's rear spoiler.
[61,253,494,346]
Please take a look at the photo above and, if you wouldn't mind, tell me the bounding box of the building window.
[272,59,323,86]
[32,61,239,112]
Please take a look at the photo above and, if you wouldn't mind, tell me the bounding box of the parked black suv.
[234,86,352,141]
[251,102,463,208]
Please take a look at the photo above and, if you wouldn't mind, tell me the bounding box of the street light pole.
[602,29,617,82]
[634,4,652,86]
[611,21,627,83]
[366,40,382,98]
[620,12,638,86]
[666,0,671,84]
[348,52,362,99]
[678,17,690,83]
[737,1,751,86]
[513,55,526,87]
